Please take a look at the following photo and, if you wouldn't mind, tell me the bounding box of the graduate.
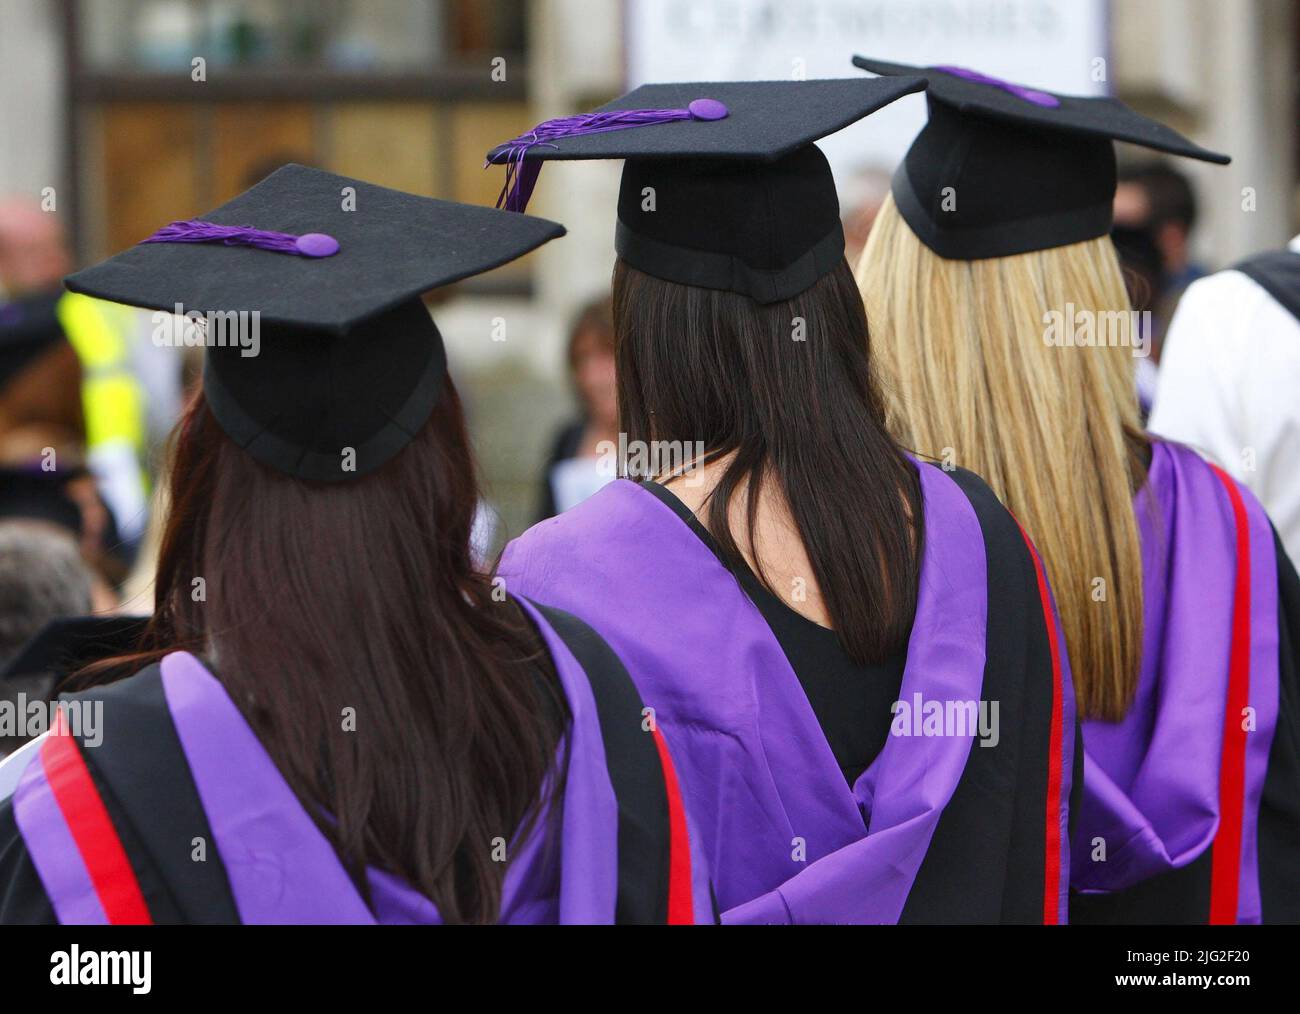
[0,277,82,450]
[0,166,712,925]
[852,58,1300,923]
[487,79,1076,923]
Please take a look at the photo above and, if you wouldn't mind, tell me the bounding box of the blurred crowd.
[0,193,184,714]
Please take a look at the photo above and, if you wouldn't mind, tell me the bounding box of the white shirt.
[549,456,616,515]
[1150,236,1300,564]
[0,733,45,803]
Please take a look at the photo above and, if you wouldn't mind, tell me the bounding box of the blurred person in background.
[1108,210,1165,412]
[535,296,619,521]
[841,165,894,265]
[1151,233,1300,564]
[0,197,152,556]
[0,521,92,757]
[1114,162,1207,305]
[1112,164,1201,332]
[0,200,71,302]
[0,463,123,608]
[0,209,84,460]
[1112,163,1205,411]
[0,522,92,673]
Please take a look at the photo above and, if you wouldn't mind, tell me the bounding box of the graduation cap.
[0,290,69,391]
[0,465,86,536]
[852,57,1231,260]
[0,615,148,685]
[486,77,928,304]
[64,165,565,482]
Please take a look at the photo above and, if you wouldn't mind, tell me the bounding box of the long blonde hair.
[857,194,1147,721]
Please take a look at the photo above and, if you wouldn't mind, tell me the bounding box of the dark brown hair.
[612,258,922,664]
[80,379,567,923]
[567,294,616,365]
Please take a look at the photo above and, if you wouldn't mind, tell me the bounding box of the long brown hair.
[612,258,922,665]
[80,380,567,923]
[858,195,1147,720]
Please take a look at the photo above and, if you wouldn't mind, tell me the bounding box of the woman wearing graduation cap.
[487,78,1077,924]
[853,58,1300,924]
[0,166,712,925]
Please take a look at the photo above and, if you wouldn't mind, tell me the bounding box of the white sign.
[626,0,1110,195]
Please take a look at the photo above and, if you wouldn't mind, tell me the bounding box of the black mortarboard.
[1,615,148,684]
[64,165,564,482]
[486,78,927,303]
[0,290,69,391]
[853,57,1231,261]
[0,466,86,536]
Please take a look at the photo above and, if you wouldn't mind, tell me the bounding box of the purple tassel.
[487,98,729,213]
[933,66,1061,108]
[140,220,340,258]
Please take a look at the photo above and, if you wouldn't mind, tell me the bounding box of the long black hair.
[612,257,922,664]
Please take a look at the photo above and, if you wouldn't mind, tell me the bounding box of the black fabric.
[855,57,1230,160]
[486,78,928,165]
[1,615,148,685]
[0,290,68,391]
[615,215,845,305]
[0,665,242,924]
[529,600,674,925]
[890,122,1116,260]
[902,465,1059,923]
[201,301,447,482]
[854,57,1229,260]
[614,149,846,303]
[0,467,85,536]
[486,78,925,301]
[64,165,565,480]
[639,479,903,785]
[1070,847,1213,924]
[535,418,586,522]
[1255,528,1300,924]
[65,165,565,333]
[1233,248,1300,324]
[0,797,57,923]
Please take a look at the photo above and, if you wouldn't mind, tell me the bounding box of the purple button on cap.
[295,233,340,258]
[688,98,729,121]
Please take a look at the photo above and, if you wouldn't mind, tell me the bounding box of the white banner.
[625,0,1110,194]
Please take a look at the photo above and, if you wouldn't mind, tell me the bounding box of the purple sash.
[1072,439,1280,922]
[500,466,1002,922]
[13,729,116,924]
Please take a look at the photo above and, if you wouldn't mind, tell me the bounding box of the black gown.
[640,471,1082,923]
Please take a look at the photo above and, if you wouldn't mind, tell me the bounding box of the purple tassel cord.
[140,220,340,258]
[933,66,1061,108]
[488,98,729,213]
